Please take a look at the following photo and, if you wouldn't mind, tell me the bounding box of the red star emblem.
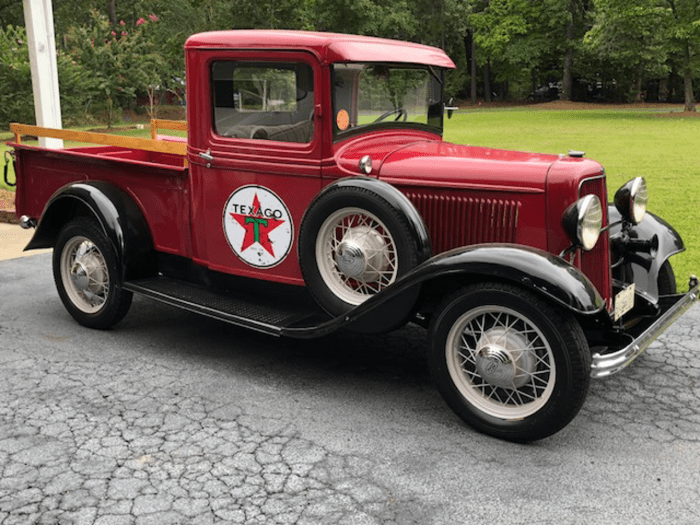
[229,194,285,257]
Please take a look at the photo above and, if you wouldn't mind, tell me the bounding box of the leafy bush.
[58,52,102,126]
[0,26,34,127]
[0,12,167,129]
[65,11,168,125]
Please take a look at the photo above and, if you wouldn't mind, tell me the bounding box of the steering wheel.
[374,108,408,123]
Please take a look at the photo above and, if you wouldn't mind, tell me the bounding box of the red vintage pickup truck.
[8,30,699,442]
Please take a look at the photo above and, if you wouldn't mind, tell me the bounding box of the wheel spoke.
[515,388,537,402]
[457,349,475,368]
[506,388,520,406]
[490,387,505,404]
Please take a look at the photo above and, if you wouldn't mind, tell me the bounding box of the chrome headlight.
[614,177,647,224]
[562,194,603,251]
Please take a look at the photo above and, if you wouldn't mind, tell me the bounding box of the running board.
[124,276,332,337]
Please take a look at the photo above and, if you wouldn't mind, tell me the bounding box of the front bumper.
[591,277,699,378]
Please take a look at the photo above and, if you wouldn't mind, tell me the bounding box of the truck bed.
[12,141,190,257]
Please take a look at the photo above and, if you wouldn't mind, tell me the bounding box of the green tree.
[467,0,577,101]
[560,0,592,100]
[0,24,99,127]
[663,0,700,111]
[585,0,670,101]
[0,0,23,28]
[314,0,419,39]
[0,25,34,126]
[469,0,528,101]
[125,15,169,117]
[53,0,103,37]
[66,12,127,126]
[438,0,470,101]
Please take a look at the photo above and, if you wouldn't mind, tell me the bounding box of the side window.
[212,61,315,143]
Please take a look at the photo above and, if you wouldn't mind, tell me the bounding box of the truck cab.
[183,31,453,288]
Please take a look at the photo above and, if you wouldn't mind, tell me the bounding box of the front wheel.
[429,282,591,442]
[657,260,677,296]
[53,217,132,329]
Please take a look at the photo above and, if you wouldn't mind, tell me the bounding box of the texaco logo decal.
[223,185,293,268]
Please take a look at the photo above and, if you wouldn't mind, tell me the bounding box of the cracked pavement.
[1,253,700,524]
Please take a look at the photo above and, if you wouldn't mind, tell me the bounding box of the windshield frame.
[331,62,445,142]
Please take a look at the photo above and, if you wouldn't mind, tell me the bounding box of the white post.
[23,0,63,149]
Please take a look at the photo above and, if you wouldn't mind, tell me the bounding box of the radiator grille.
[578,177,612,304]
[405,192,521,254]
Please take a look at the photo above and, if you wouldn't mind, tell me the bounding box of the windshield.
[332,63,443,138]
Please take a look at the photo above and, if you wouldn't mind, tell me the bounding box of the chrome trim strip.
[577,172,606,199]
[591,280,700,378]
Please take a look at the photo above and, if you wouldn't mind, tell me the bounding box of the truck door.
[188,53,323,286]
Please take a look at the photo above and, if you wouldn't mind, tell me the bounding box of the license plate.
[614,284,635,321]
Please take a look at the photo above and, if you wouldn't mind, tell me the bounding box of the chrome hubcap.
[70,261,90,291]
[61,237,109,314]
[335,225,388,282]
[69,250,108,295]
[336,240,365,278]
[474,328,536,389]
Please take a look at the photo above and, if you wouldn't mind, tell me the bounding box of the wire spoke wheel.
[299,184,423,326]
[60,236,110,314]
[316,207,398,306]
[429,283,591,442]
[53,218,132,329]
[446,306,555,419]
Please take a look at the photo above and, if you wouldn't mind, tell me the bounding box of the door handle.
[198,150,214,162]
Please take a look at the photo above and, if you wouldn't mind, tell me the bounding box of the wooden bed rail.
[150,119,188,139]
[10,121,188,157]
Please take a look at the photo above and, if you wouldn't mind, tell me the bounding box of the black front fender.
[407,244,605,315]
[284,244,604,338]
[26,181,155,280]
[608,205,685,302]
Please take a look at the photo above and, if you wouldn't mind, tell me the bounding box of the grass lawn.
[3,106,698,287]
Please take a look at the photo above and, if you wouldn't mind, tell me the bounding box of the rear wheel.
[53,218,132,329]
[429,282,591,442]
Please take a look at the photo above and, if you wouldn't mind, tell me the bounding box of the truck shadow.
[116,296,700,442]
[121,294,435,397]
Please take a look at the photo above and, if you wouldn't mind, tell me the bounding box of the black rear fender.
[27,181,156,280]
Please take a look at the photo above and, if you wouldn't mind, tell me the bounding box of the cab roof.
[185,30,456,69]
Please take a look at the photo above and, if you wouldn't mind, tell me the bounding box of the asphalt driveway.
[1,253,699,524]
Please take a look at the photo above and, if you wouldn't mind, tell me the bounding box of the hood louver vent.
[405,192,521,254]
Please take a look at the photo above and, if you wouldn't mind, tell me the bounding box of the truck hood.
[377,141,559,193]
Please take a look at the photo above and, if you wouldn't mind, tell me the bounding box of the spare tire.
[299,184,424,323]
